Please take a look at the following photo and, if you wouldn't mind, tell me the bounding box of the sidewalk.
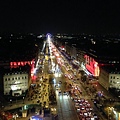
[90,81,119,100]
[4,81,50,111]
[16,114,53,120]
[17,113,33,120]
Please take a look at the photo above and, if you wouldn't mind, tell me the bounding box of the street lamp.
[10,99,12,104]
[2,105,4,110]
[10,99,12,106]
[65,42,68,52]
[23,97,24,104]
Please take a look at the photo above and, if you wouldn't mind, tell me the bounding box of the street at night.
[0,1,120,120]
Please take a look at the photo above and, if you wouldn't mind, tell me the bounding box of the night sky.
[0,0,120,34]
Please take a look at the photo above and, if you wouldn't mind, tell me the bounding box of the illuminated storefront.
[10,59,35,80]
[10,61,31,68]
[104,106,120,120]
[84,55,100,77]
[30,116,43,120]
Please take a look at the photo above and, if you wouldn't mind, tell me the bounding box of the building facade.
[99,66,120,91]
[99,66,110,90]
[3,67,31,97]
[109,73,120,90]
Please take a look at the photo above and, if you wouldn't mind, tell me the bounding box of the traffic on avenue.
[2,35,116,120]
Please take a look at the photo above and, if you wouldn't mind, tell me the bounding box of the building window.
[22,77,24,79]
[8,78,10,81]
[5,78,7,81]
[25,76,27,79]
[111,76,112,79]
[12,78,14,80]
[15,77,17,80]
[18,77,20,80]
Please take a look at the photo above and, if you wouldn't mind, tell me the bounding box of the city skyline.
[0,27,120,119]
[0,1,120,34]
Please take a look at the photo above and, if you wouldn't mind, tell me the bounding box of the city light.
[30,115,43,120]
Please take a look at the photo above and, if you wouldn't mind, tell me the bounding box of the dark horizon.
[0,1,120,35]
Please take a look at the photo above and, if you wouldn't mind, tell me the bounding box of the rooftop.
[101,65,120,74]
[3,65,31,75]
[54,34,120,64]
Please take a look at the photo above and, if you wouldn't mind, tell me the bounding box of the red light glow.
[85,55,100,76]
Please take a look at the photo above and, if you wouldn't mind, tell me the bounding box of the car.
[55,84,58,87]
[63,91,68,95]
[64,74,68,77]
[59,81,62,84]
[76,107,80,112]
[56,86,60,90]
[58,91,62,95]
[37,100,40,103]
[48,70,53,74]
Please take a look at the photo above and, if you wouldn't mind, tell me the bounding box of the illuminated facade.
[99,66,120,91]
[3,71,29,96]
[10,61,31,68]
[10,60,35,70]
[84,55,100,77]
[10,60,35,80]
[109,73,120,89]
[104,106,120,120]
